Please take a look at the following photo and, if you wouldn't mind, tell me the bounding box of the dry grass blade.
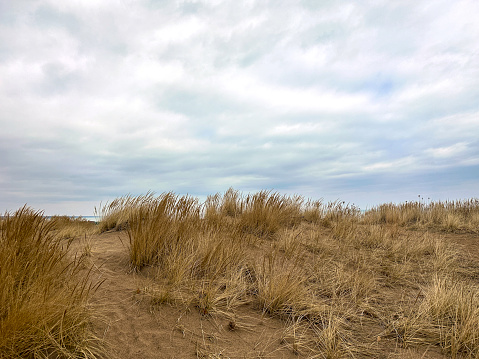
[0,206,105,358]
[238,190,303,238]
[419,275,479,358]
[256,250,309,317]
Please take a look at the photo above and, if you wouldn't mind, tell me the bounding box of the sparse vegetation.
[99,190,479,357]
[3,191,479,358]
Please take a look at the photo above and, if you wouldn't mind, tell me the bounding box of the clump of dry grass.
[220,187,244,217]
[256,250,309,317]
[126,192,202,270]
[322,200,361,227]
[238,190,303,238]
[310,310,356,359]
[95,192,156,232]
[124,192,251,319]
[0,206,105,358]
[203,189,240,232]
[302,199,324,224]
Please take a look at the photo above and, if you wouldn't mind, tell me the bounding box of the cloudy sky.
[1,0,478,215]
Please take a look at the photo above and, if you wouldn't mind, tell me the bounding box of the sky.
[1,0,478,215]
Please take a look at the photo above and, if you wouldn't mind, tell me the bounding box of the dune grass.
[6,190,477,358]
[95,192,156,233]
[363,198,479,232]
[97,189,479,358]
[49,215,97,241]
[0,206,105,359]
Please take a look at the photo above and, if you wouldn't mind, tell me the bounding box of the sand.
[70,229,479,359]
[75,231,300,359]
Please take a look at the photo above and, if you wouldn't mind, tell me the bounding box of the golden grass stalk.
[256,250,309,317]
[100,190,479,357]
[420,275,479,358]
[0,206,105,358]
[95,191,156,232]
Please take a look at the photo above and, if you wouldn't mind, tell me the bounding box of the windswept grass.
[256,250,309,317]
[96,189,479,357]
[238,190,304,238]
[95,192,156,232]
[10,190,479,357]
[126,192,202,270]
[125,191,250,320]
[0,206,105,359]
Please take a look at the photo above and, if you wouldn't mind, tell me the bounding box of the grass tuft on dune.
[98,189,479,358]
[3,190,479,358]
[0,206,105,359]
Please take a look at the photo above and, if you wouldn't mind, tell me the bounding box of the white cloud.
[425,143,469,159]
[362,156,416,172]
[270,123,324,136]
[1,0,478,213]
[152,17,206,44]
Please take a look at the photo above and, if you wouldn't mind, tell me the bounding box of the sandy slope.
[71,229,478,359]
[75,231,298,359]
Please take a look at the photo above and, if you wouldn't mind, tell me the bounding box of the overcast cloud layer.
[1,0,478,215]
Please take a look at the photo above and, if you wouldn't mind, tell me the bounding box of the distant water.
[81,216,99,222]
[46,215,100,223]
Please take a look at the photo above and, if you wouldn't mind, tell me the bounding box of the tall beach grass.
[97,189,479,357]
[0,206,105,358]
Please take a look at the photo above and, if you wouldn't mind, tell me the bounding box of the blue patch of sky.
[360,73,396,98]
[373,137,415,156]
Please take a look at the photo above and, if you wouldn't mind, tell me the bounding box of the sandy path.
[77,231,297,359]
[85,231,173,358]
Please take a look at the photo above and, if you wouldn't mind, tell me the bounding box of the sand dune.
[68,227,479,359]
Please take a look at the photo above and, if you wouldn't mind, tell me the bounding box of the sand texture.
[77,231,300,359]
[66,227,479,359]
